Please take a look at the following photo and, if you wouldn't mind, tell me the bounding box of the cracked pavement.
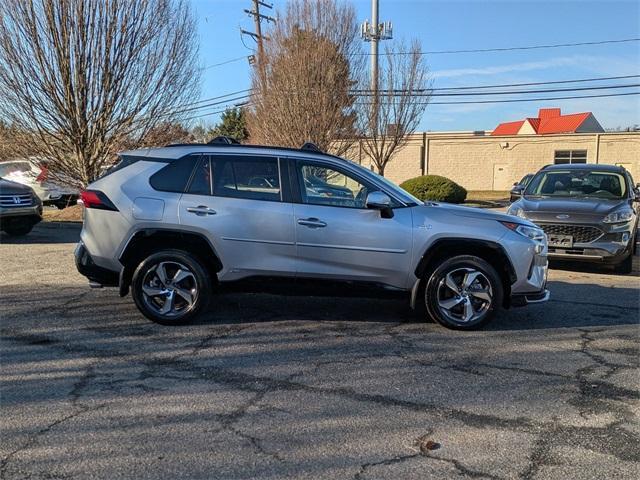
[1,223,639,479]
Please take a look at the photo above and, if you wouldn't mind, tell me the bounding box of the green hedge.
[400,175,467,204]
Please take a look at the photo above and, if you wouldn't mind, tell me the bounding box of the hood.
[520,196,625,215]
[417,201,535,226]
[0,177,34,195]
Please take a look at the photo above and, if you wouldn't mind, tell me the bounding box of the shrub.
[400,175,467,204]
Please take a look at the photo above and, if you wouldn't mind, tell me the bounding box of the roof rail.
[208,136,240,145]
[165,143,207,147]
[300,142,323,153]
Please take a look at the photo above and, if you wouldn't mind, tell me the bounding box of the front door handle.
[297,217,327,228]
[186,205,217,216]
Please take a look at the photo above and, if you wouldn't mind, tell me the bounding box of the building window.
[554,150,587,164]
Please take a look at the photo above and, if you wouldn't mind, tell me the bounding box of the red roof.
[491,108,596,135]
[538,108,561,120]
[491,120,524,135]
[537,112,591,134]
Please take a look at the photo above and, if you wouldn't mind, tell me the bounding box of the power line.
[184,76,640,110]
[426,74,640,91]
[161,78,640,119]
[196,39,639,74]
[201,56,247,71]
[356,83,640,97]
[426,91,640,105]
[353,37,640,56]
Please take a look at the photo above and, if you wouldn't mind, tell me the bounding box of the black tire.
[131,249,212,325]
[2,222,34,236]
[423,255,503,330]
[614,251,633,275]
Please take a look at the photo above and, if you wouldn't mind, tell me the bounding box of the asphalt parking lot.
[1,223,639,479]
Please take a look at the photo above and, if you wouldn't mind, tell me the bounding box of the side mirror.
[513,182,519,187]
[366,191,394,218]
[511,185,524,196]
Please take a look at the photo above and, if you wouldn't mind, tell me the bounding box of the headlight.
[501,221,546,242]
[507,205,528,219]
[603,210,633,224]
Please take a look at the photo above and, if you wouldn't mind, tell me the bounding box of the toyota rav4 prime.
[75,138,549,330]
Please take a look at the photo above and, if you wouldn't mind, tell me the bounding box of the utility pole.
[242,1,275,87]
[361,0,392,131]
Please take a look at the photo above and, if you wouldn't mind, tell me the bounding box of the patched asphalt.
[1,223,639,479]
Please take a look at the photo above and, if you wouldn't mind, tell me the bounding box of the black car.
[508,164,638,274]
[0,177,43,236]
[509,173,534,202]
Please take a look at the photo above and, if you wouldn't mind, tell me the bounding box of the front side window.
[297,163,374,208]
[525,170,627,199]
[212,156,280,202]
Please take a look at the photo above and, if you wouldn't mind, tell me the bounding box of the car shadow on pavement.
[549,259,640,277]
[0,222,81,245]
[3,277,636,333]
[487,279,639,331]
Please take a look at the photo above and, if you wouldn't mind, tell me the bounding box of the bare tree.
[247,0,364,155]
[355,40,430,176]
[0,0,200,187]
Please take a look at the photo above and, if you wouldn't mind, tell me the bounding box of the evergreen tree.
[210,108,248,142]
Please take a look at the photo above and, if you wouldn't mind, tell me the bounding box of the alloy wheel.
[141,261,198,318]
[436,267,493,324]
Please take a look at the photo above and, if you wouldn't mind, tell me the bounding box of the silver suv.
[75,139,549,329]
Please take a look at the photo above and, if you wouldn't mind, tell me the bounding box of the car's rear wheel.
[424,255,503,330]
[131,250,211,325]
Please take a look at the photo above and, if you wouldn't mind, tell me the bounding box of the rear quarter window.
[149,155,200,193]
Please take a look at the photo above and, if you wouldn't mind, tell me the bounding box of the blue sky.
[190,0,639,131]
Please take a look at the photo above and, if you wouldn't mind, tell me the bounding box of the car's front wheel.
[424,255,503,330]
[2,221,35,236]
[614,250,633,275]
[131,250,212,325]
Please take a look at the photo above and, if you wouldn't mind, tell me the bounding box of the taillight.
[80,190,118,211]
[35,166,48,183]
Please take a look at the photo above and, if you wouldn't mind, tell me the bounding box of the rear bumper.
[510,288,550,307]
[75,241,120,287]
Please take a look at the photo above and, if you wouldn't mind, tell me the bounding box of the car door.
[291,159,413,289]
[179,154,296,281]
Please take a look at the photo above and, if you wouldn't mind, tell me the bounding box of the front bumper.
[75,241,120,287]
[536,220,635,265]
[511,288,550,307]
[0,204,42,219]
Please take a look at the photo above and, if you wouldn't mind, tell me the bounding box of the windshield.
[348,161,422,205]
[525,169,627,199]
[0,161,32,178]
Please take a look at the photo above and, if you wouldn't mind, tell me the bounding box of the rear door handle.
[186,205,217,216]
[297,217,327,228]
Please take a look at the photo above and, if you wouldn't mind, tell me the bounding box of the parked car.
[509,173,534,202]
[0,177,43,236]
[75,138,549,329]
[0,159,79,209]
[508,164,638,274]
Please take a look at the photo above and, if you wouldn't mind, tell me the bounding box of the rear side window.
[212,156,281,202]
[149,155,199,193]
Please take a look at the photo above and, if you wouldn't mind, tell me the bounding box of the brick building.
[347,109,639,190]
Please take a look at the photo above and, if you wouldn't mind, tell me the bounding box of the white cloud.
[431,54,639,79]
